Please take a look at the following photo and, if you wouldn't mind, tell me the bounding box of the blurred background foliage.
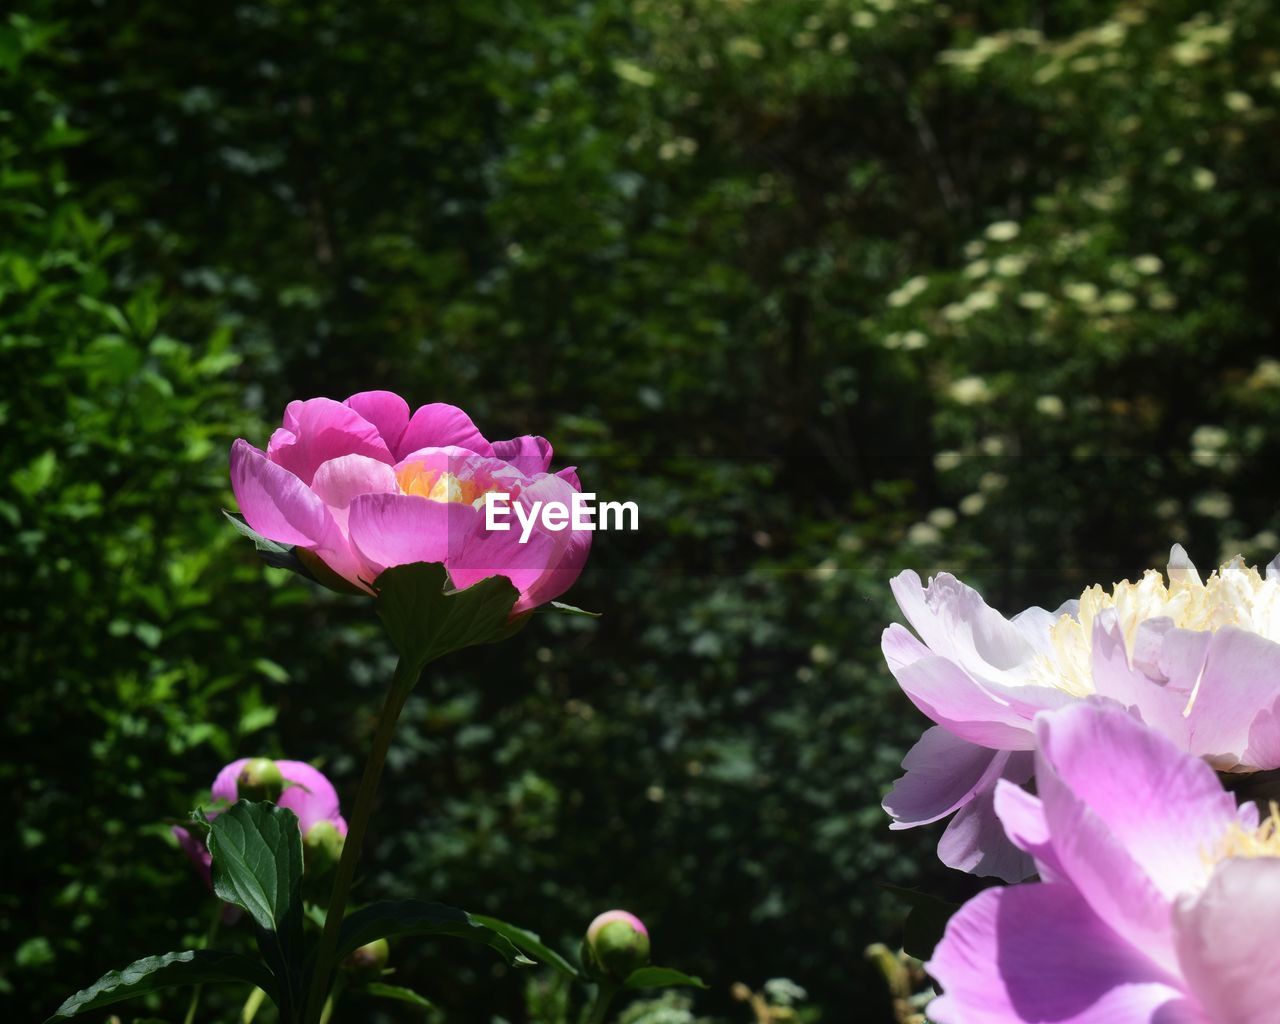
[4,0,1280,1020]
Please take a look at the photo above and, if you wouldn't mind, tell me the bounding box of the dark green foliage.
[6,1,1280,1022]
[43,950,275,1022]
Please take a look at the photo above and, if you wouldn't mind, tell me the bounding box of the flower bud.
[340,938,390,981]
[236,758,285,802]
[582,910,650,982]
[303,820,345,876]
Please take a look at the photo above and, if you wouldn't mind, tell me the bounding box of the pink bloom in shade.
[229,393,591,615]
[172,759,347,889]
[210,758,349,838]
[927,701,1280,1024]
[882,546,1280,881]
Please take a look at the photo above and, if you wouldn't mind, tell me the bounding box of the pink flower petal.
[493,472,591,613]
[1174,858,1280,1022]
[1034,703,1238,972]
[449,503,566,605]
[267,398,393,484]
[992,780,1066,881]
[230,440,334,548]
[1090,613,1191,746]
[492,435,554,475]
[880,628,1038,749]
[346,492,476,577]
[883,727,1008,829]
[344,390,411,452]
[211,758,250,802]
[936,752,1035,881]
[397,403,494,460]
[1243,697,1280,768]
[310,454,399,509]
[276,759,344,835]
[927,883,1201,1024]
[1185,626,1280,766]
[889,570,1043,680]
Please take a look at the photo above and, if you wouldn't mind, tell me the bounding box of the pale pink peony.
[928,701,1280,1024]
[883,546,1280,880]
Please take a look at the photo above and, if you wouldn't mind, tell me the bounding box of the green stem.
[302,657,419,1024]
[317,975,346,1024]
[240,986,268,1024]
[586,981,620,1024]
[182,902,223,1024]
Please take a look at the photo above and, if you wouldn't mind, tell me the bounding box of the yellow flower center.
[1028,556,1280,698]
[395,464,494,508]
[1211,803,1280,863]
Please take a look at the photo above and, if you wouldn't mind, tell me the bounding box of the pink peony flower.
[172,758,347,887]
[927,701,1280,1024]
[230,393,591,614]
[883,546,1280,880]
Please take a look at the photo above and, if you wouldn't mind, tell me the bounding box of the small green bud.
[582,910,650,982]
[237,758,285,802]
[340,938,390,981]
[303,820,345,876]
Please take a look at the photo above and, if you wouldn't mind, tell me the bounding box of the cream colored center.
[1028,557,1280,698]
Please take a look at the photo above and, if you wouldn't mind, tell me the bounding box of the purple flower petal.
[880,627,1038,749]
[344,390,411,453]
[346,492,475,576]
[1034,704,1237,971]
[992,780,1066,881]
[276,759,346,836]
[884,727,1009,830]
[397,402,494,460]
[927,883,1201,1024]
[230,440,335,548]
[936,752,1036,882]
[492,435,554,476]
[267,398,393,485]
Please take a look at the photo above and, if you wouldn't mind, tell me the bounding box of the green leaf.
[364,983,434,1010]
[373,562,525,672]
[335,900,536,969]
[544,601,601,618]
[223,511,315,575]
[224,511,367,594]
[208,801,304,1015]
[44,950,275,1022]
[470,915,583,979]
[883,885,960,961]
[623,967,707,990]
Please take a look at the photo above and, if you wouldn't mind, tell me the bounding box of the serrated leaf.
[44,950,276,1022]
[883,884,960,961]
[624,967,707,990]
[208,802,304,1016]
[373,562,526,672]
[470,915,583,979]
[335,900,535,968]
[364,983,434,1010]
